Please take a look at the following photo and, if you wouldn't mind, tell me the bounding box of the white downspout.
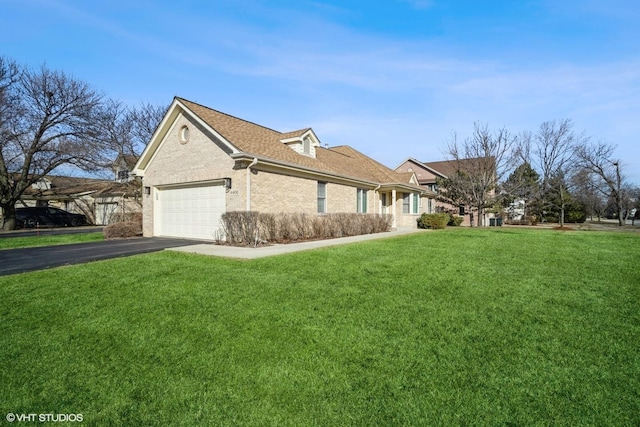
[246,158,258,211]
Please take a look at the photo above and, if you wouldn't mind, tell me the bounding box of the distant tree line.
[0,55,166,230]
[438,120,638,227]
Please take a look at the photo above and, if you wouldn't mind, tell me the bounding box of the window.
[403,192,419,214]
[317,182,326,213]
[179,125,190,144]
[357,189,368,213]
[459,205,465,215]
[117,170,129,181]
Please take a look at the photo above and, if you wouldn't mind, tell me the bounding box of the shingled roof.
[424,157,496,178]
[21,175,138,199]
[176,98,420,188]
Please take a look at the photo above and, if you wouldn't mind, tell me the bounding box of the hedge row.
[220,211,393,245]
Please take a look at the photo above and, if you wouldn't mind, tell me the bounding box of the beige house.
[133,97,434,240]
[396,157,498,226]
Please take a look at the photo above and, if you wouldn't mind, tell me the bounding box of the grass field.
[0,232,104,249]
[1,228,638,425]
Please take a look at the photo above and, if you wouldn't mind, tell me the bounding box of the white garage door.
[155,183,225,240]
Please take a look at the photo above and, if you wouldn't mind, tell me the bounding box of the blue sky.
[2,0,639,183]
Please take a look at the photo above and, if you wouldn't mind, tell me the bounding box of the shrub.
[505,216,539,226]
[103,221,142,239]
[220,211,260,245]
[220,211,393,245]
[109,212,143,224]
[448,215,464,226]
[417,213,450,229]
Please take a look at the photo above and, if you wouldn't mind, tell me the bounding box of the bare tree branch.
[442,122,516,226]
[1,59,103,230]
[575,141,626,225]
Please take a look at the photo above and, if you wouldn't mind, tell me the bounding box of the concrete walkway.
[167,227,427,259]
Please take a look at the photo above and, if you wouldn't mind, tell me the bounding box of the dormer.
[280,129,321,158]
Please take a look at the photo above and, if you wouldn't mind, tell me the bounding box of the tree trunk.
[1,203,17,231]
[618,208,624,226]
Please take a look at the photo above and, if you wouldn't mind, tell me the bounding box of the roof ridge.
[280,128,313,139]
[331,145,408,183]
[176,97,284,136]
[323,146,355,159]
[336,145,396,173]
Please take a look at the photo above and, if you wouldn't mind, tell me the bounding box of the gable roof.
[424,157,496,178]
[397,157,448,181]
[20,175,138,199]
[136,97,424,192]
[113,154,139,170]
[422,160,456,178]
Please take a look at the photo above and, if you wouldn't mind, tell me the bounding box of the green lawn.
[1,228,638,426]
[0,232,104,249]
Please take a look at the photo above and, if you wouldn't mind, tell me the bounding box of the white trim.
[155,178,226,190]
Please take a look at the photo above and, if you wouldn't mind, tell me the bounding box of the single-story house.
[15,175,141,226]
[133,97,435,240]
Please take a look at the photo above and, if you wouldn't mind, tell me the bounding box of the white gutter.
[246,157,258,211]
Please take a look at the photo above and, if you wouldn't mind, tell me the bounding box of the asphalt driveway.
[0,237,208,276]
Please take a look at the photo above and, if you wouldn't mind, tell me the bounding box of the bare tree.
[92,100,167,178]
[520,119,585,227]
[130,102,166,149]
[572,168,607,221]
[443,122,516,226]
[0,57,22,225]
[0,59,103,230]
[575,141,627,225]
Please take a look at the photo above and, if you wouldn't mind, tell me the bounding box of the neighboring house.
[16,175,140,226]
[113,154,140,183]
[133,97,433,240]
[396,157,497,226]
[507,199,526,221]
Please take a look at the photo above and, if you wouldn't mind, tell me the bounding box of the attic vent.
[303,137,311,155]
